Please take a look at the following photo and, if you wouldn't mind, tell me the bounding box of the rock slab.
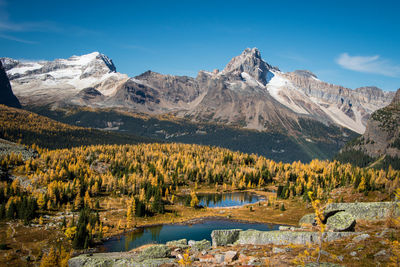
[326,211,356,232]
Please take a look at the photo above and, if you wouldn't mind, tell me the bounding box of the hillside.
[335,89,400,169]
[0,104,154,149]
[27,105,358,163]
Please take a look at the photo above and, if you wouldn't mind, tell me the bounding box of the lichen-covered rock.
[326,211,356,232]
[68,251,175,267]
[325,202,399,220]
[211,229,242,247]
[189,239,211,251]
[137,244,171,261]
[298,213,316,227]
[166,238,188,248]
[234,230,355,245]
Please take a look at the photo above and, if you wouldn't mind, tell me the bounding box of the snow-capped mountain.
[1,52,128,105]
[1,48,395,135]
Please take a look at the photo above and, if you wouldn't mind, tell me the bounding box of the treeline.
[335,149,400,170]
[3,143,398,211]
[0,104,153,149]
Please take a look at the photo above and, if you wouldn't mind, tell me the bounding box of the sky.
[0,0,399,91]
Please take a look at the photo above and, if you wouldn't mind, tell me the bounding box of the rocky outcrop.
[68,252,175,267]
[211,229,242,247]
[324,202,399,220]
[210,229,354,247]
[0,138,37,160]
[166,238,188,248]
[68,245,173,267]
[0,61,21,108]
[188,239,211,252]
[234,230,354,246]
[326,211,356,232]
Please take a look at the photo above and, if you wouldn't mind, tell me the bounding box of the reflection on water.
[178,191,264,208]
[103,219,281,252]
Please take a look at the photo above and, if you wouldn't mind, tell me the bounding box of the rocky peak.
[0,58,19,71]
[97,53,117,73]
[221,48,274,85]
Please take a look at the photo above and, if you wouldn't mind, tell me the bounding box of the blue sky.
[0,0,399,91]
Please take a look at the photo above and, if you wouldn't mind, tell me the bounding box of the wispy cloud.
[0,33,37,44]
[336,53,400,77]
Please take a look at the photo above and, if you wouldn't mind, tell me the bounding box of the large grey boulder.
[326,211,356,232]
[298,213,316,227]
[325,202,399,220]
[136,244,171,261]
[234,230,355,246]
[211,229,242,247]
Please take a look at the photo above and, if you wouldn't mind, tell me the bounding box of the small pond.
[103,218,281,252]
[178,191,265,208]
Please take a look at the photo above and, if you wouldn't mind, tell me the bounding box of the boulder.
[211,229,242,247]
[224,250,238,263]
[166,238,188,248]
[235,230,355,245]
[325,202,399,220]
[137,244,171,261]
[326,211,355,232]
[189,239,211,251]
[298,213,316,227]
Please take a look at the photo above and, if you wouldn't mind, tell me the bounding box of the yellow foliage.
[178,249,192,266]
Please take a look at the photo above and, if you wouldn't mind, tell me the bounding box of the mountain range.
[1,48,396,162]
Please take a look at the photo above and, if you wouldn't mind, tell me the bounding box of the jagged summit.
[221,48,276,85]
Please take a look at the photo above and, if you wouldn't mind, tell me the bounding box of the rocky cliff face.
[0,60,21,108]
[2,48,395,136]
[349,89,400,158]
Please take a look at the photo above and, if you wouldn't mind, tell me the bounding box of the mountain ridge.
[1,48,393,135]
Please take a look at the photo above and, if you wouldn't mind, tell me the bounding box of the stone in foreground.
[326,211,356,232]
[211,229,242,247]
[234,230,355,245]
[324,202,399,220]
